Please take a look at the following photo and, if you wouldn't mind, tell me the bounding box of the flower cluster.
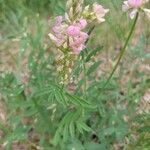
[49,2,109,55]
[49,18,88,54]
[48,0,109,84]
[122,0,150,19]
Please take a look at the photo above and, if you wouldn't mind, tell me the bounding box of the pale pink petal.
[71,44,85,54]
[48,33,64,47]
[143,8,150,20]
[128,0,143,8]
[48,33,58,44]
[122,1,130,12]
[55,16,63,25]
[78,19,87,29]
[73,32,88,45]
[129,9,138,19]
[93,3,109,23]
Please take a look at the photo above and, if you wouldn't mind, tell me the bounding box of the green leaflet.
[66,93,96,109]
[87,61,102,75]
[85,46,103,62]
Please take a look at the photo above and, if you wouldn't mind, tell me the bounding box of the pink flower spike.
[128,0,143,8]
[66,26,81,37]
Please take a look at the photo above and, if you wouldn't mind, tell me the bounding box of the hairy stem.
[83,60,87,99]
[83,25,95,98]
[103,12,139,88]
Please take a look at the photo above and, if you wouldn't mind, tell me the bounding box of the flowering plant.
[48,0,109,84]
[1,0,150,149]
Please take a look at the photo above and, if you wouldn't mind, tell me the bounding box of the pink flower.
[49,16,67,47]
[71,44,86,55]
[128,0,143,8]
[48,33,65,47]
[78,19,87,29]
[55,16,63,25]
[49,16,89,54]
[69,32,88,54]
[66,25,81,37]
[68,28,88,54]
[93,3,109,23]
[74,32,88,45]
[122,0,150,19]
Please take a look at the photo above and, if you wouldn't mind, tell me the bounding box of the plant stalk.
[83,25,95,98]
[103,12,139,88]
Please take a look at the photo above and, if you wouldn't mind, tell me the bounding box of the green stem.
[83,61,87,99]
[85,25,95,44]
[103,12,139,88]
[82,25,95,98]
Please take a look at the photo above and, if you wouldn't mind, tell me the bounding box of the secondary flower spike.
[122,0,150,19]
[93,3,109,23]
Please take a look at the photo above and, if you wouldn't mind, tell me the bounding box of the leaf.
[47,92,55,102]
[103,127,115,135]
[67,138,84,150]
[76,123,84,134]
[66,93,96,109]
[52,128,61,146]
[85,46,103,62]
[69,122,75,138]
[34,88,53,97]
[138,126,150,132]
[63,124,69,142]
[78,122,92,132]
[4,126,28,144]
[52,111,75,145]
[23,108,37,117]
[87,61,102,75]
[54,90,64,104]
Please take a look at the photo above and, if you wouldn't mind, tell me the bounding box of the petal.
[128,0,143,8]
[97,17,106,23]
[48,33,64,47]
[55,16,63,25]
[66,26,81,37]
[72,44,85,54]
[93,3,109,23]
[143,8,150,20]
[48,33,57,42]
[79,19,87,29]
[129,9,138,19]
[122,1,130,12]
